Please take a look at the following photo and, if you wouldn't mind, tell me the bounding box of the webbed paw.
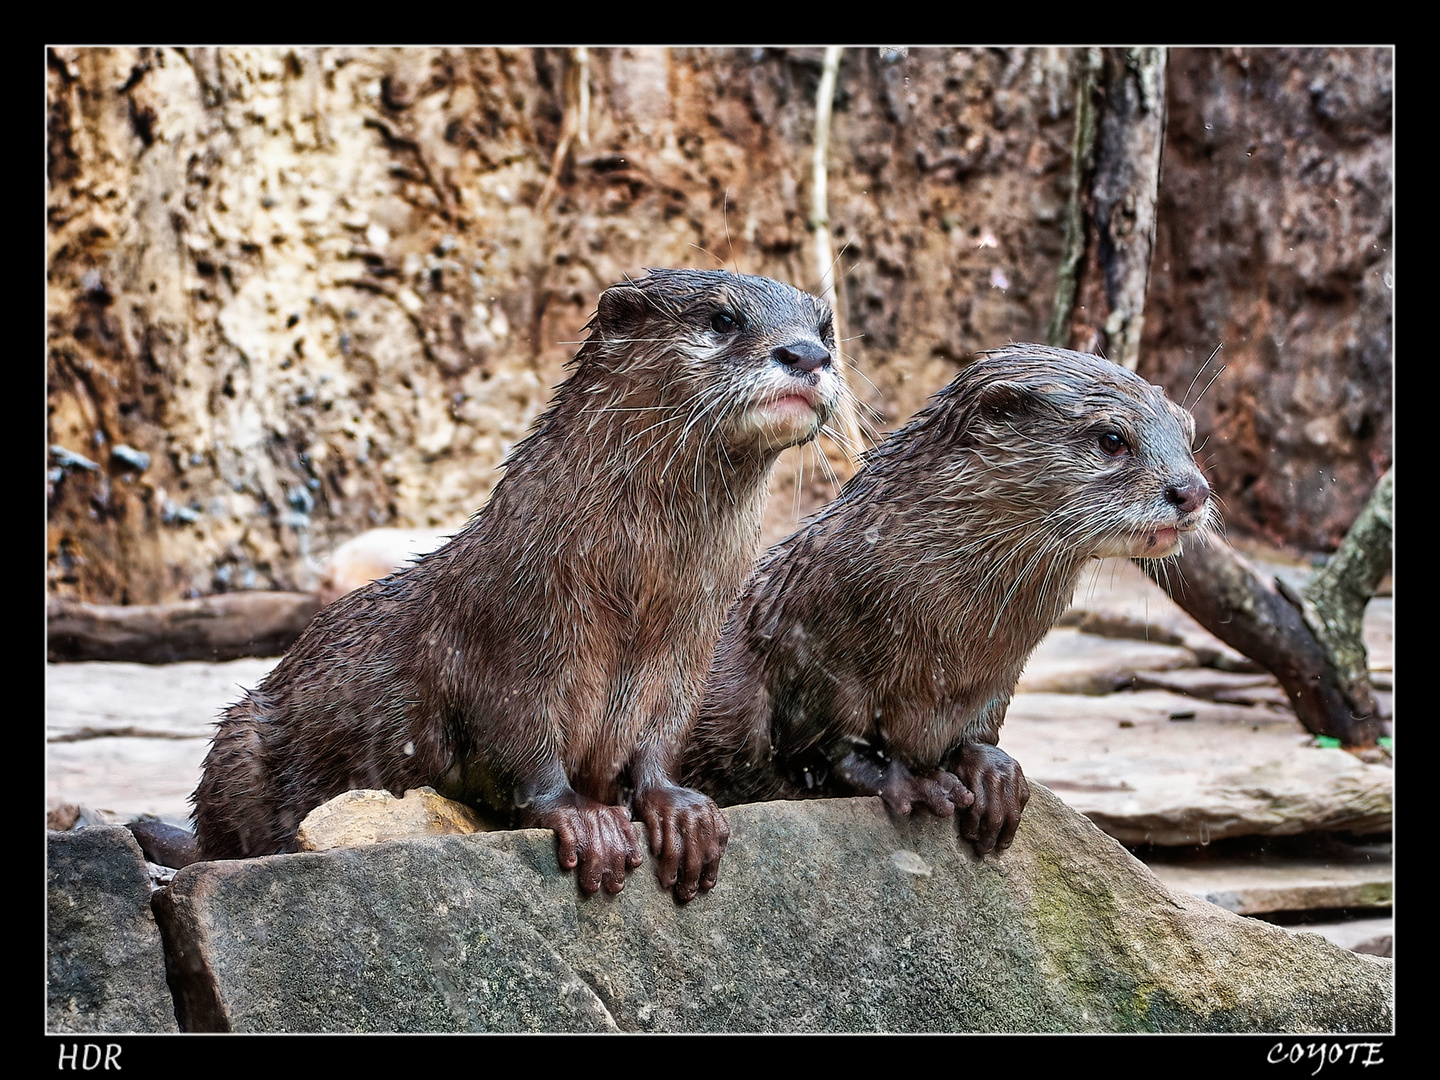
[527,791,643,895]
[878,760,975,819]
[633,784,730,902]
[951,741,1030,855]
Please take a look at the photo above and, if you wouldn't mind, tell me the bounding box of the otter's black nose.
[1165,476,1210,514]
[773,341,831,373]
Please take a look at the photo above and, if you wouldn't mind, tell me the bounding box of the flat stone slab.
[1139,838,1393,914]
[48,737,211,828]
[1129,667,1294,707]
[1016,627,1199,694]
[1282,916,1392,957]
[1361,597,1394,680]
[1003,691,1392,844]
[46,657,279,826]
[45,657,279,737]
[1061,559,1257,669]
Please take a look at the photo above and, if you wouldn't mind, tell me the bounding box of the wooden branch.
[810,46,843,310]
[1142,533,1386,747]
[1085,48,1167,370]
[535,47,590,214]
[1051,48,1167,367]
[1296,468,1394,718]
[47,592,320,664]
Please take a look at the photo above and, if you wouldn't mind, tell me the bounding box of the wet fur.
[683,344,1212,852]
[192,269,846,898]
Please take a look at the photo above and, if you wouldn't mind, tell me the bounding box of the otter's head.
[586,268,848,456]
[948,344,1214,561]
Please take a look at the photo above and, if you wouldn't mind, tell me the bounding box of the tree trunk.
[1051,47,1167,370]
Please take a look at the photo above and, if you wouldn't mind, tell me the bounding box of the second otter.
[191,269,846,900]
[684,344,1212,853]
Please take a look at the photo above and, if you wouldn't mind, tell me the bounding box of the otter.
[192,268,847,900]
[683,344,1212,854]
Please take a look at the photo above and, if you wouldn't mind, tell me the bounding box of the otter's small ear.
[596,284,651,334]
[977,380,1035,422]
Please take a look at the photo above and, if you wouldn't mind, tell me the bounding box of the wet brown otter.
[683,344,1212,854]
[192,268,847,900]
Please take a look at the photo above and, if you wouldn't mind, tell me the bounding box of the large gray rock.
[47,825,179,1032]
[152,788,1391,1033]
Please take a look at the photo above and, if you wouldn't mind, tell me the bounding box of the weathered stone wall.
[1143,48,1392,551]
[47,47,1391,604]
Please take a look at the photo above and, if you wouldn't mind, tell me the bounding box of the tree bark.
[1048,49,1101,350]
[47,592,319,663]
[1063,48,1167,369]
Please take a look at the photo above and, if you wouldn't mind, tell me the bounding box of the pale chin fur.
[1094,497,1215,560]
[750,401,823,450]
[744,372,841,452]
[1127,528,1182,559]
[1091,525,1188,560]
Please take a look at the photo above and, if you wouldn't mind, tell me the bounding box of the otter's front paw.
[951,741,1030,856]
[633,784,730,902]
[528,792,644,895]
[878,760,975,819]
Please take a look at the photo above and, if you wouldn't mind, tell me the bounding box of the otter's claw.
[528,791,643,895]
[878,760,975,819]
[951,741,1030,856]
[634,784,730,902]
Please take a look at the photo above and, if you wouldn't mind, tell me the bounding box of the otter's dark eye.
[1098,432,1130,457]
[710,311,739,335]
